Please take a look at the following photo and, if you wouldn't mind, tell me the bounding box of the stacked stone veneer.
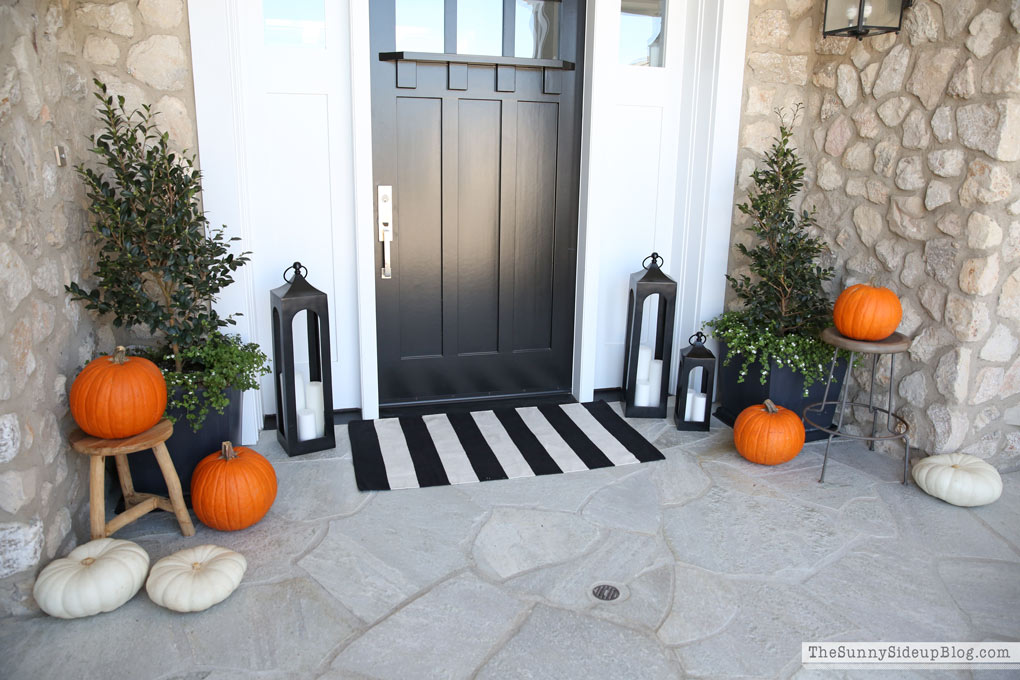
[0,0,197,616]
[731,0,1020,469]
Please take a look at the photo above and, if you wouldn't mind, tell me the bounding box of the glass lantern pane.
[824,0,862,33]
[864,0,902,29]
[458,0,503,56]
[515,0,561,59]
[620,0,666,67]
[263,0,326,48]
[396,0,445,53]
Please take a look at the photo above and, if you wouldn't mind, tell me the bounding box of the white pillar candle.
[691,392,708,422]
[293,369,307,410]
[636,344,652,384]
[296,408,317,441]
[684,388,695,421]
[647,360,663,407]
[635,379,651,407]
[305,381,325,437]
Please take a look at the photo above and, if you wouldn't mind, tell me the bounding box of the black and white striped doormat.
[348,401,664,491]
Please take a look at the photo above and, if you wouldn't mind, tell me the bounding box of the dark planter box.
[126,387,243,496]
[714,342,846,442]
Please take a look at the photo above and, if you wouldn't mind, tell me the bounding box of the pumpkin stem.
[81,557,96,566]
[763,399,779,414]
[111,346,128,365]
[221,441,237,460]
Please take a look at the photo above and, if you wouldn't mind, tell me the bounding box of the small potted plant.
[68,81,269,493]
[707,107,845,436]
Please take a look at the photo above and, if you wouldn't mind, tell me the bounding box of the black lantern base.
[674,409,712,432]
[714,342,848,442]
[277,425,336,457]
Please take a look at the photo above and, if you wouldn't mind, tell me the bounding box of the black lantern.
[270,262,336,455]
[622,253,677,418]
[823,0,913,40]
[674,332,716,431]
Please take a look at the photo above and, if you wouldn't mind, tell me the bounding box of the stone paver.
[1,403,1017,679]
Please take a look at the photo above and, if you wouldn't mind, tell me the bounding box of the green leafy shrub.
[706,107,836,389]
[68,81,269,429]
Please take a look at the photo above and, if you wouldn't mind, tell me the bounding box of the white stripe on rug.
[374,418,420,489]
[560,402,641,466]
[517,406,590,473]
[470,410,535,479]
[423,414,480,485]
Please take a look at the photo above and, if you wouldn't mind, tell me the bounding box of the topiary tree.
[707,106,836,388]
[727,105,833,337]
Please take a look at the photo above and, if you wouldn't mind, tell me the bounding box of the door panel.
[371,0,583,405]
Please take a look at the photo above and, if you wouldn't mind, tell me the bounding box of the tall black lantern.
[823,0,913,40]
[270,262,336,456]
[623,253,677,418]
[674,332,716,431]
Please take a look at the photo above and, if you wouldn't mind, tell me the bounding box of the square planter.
[713,342,846,442]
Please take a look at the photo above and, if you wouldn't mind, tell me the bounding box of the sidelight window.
[619,0,666,67]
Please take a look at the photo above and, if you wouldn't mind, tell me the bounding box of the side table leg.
[114,454,136,507]
[152,443,196,537]
[821,351,855,483]
[903,436,910,485]
[867,354,879,451]
[89,456,106,539]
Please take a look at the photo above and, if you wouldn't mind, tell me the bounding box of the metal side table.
[803,327,911,484]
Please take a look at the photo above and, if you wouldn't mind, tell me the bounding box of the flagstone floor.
[2,401,1018,680]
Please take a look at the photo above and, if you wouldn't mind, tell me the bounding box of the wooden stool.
[70,419,195,539]
[802,327,912,484]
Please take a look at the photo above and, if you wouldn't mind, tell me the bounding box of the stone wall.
[730,0,1020,469]
[0,0,197,617]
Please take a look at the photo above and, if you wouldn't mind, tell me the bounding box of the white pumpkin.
[912,453,1003,507]
[146,545,247,613]
[33,538,150,619]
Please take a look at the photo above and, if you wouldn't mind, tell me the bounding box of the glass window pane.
[264,0,326,48]
[396,0,445,53]
[515,0,561,59]
[457,0,503,56]
[620,0,666,67]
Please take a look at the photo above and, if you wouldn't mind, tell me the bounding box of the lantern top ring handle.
[642,252,664,270]
[283,261,308,283]
[690,331,707,345]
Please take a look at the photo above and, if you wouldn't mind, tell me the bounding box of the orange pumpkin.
[833,283,902,341]
[69,346,167,439]
[733,399,805,466]
[191,442,277,531]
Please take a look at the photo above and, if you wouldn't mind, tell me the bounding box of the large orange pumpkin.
[733,399,805,466]
[191,442,277,531]
[70,346,167,439]
[833,283,902,341]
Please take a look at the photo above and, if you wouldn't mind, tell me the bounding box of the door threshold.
[379,390,575,419]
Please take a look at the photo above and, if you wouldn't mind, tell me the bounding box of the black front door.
[370,0,584,406]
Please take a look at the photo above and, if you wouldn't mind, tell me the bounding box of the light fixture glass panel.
[396,0,445,52]
[864,0,902,28]
[515,0,561,59]
[824,0,860,33]
[263,0,326,48]
[620,0,666,67]
[458,0,503,56]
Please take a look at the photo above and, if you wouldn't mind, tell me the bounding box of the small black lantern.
[674,332,716,431]
[823,0,913,40]
[270,262,336,455]
[622,253,677,418]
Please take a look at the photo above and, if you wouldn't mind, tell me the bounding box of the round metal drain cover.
[592,584,621,601]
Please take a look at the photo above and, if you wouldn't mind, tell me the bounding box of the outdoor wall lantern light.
[823,0,913,40]
[674,332,716,432]
[271,261,336,456]
[622,253,677,419]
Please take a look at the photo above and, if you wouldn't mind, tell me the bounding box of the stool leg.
[89,456,106,539]
[152,443,196,537]
[821,351,855,483]
[867,354,879,451]
[113,454,136,507]
[903,436,910,485]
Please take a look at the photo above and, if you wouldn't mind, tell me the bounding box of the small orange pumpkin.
[733,399,805,466]
[70,346,167,439]
[833,283,902,341]
[191,442,277,531]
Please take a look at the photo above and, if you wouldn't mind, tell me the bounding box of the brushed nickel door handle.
[378,185,393,279]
